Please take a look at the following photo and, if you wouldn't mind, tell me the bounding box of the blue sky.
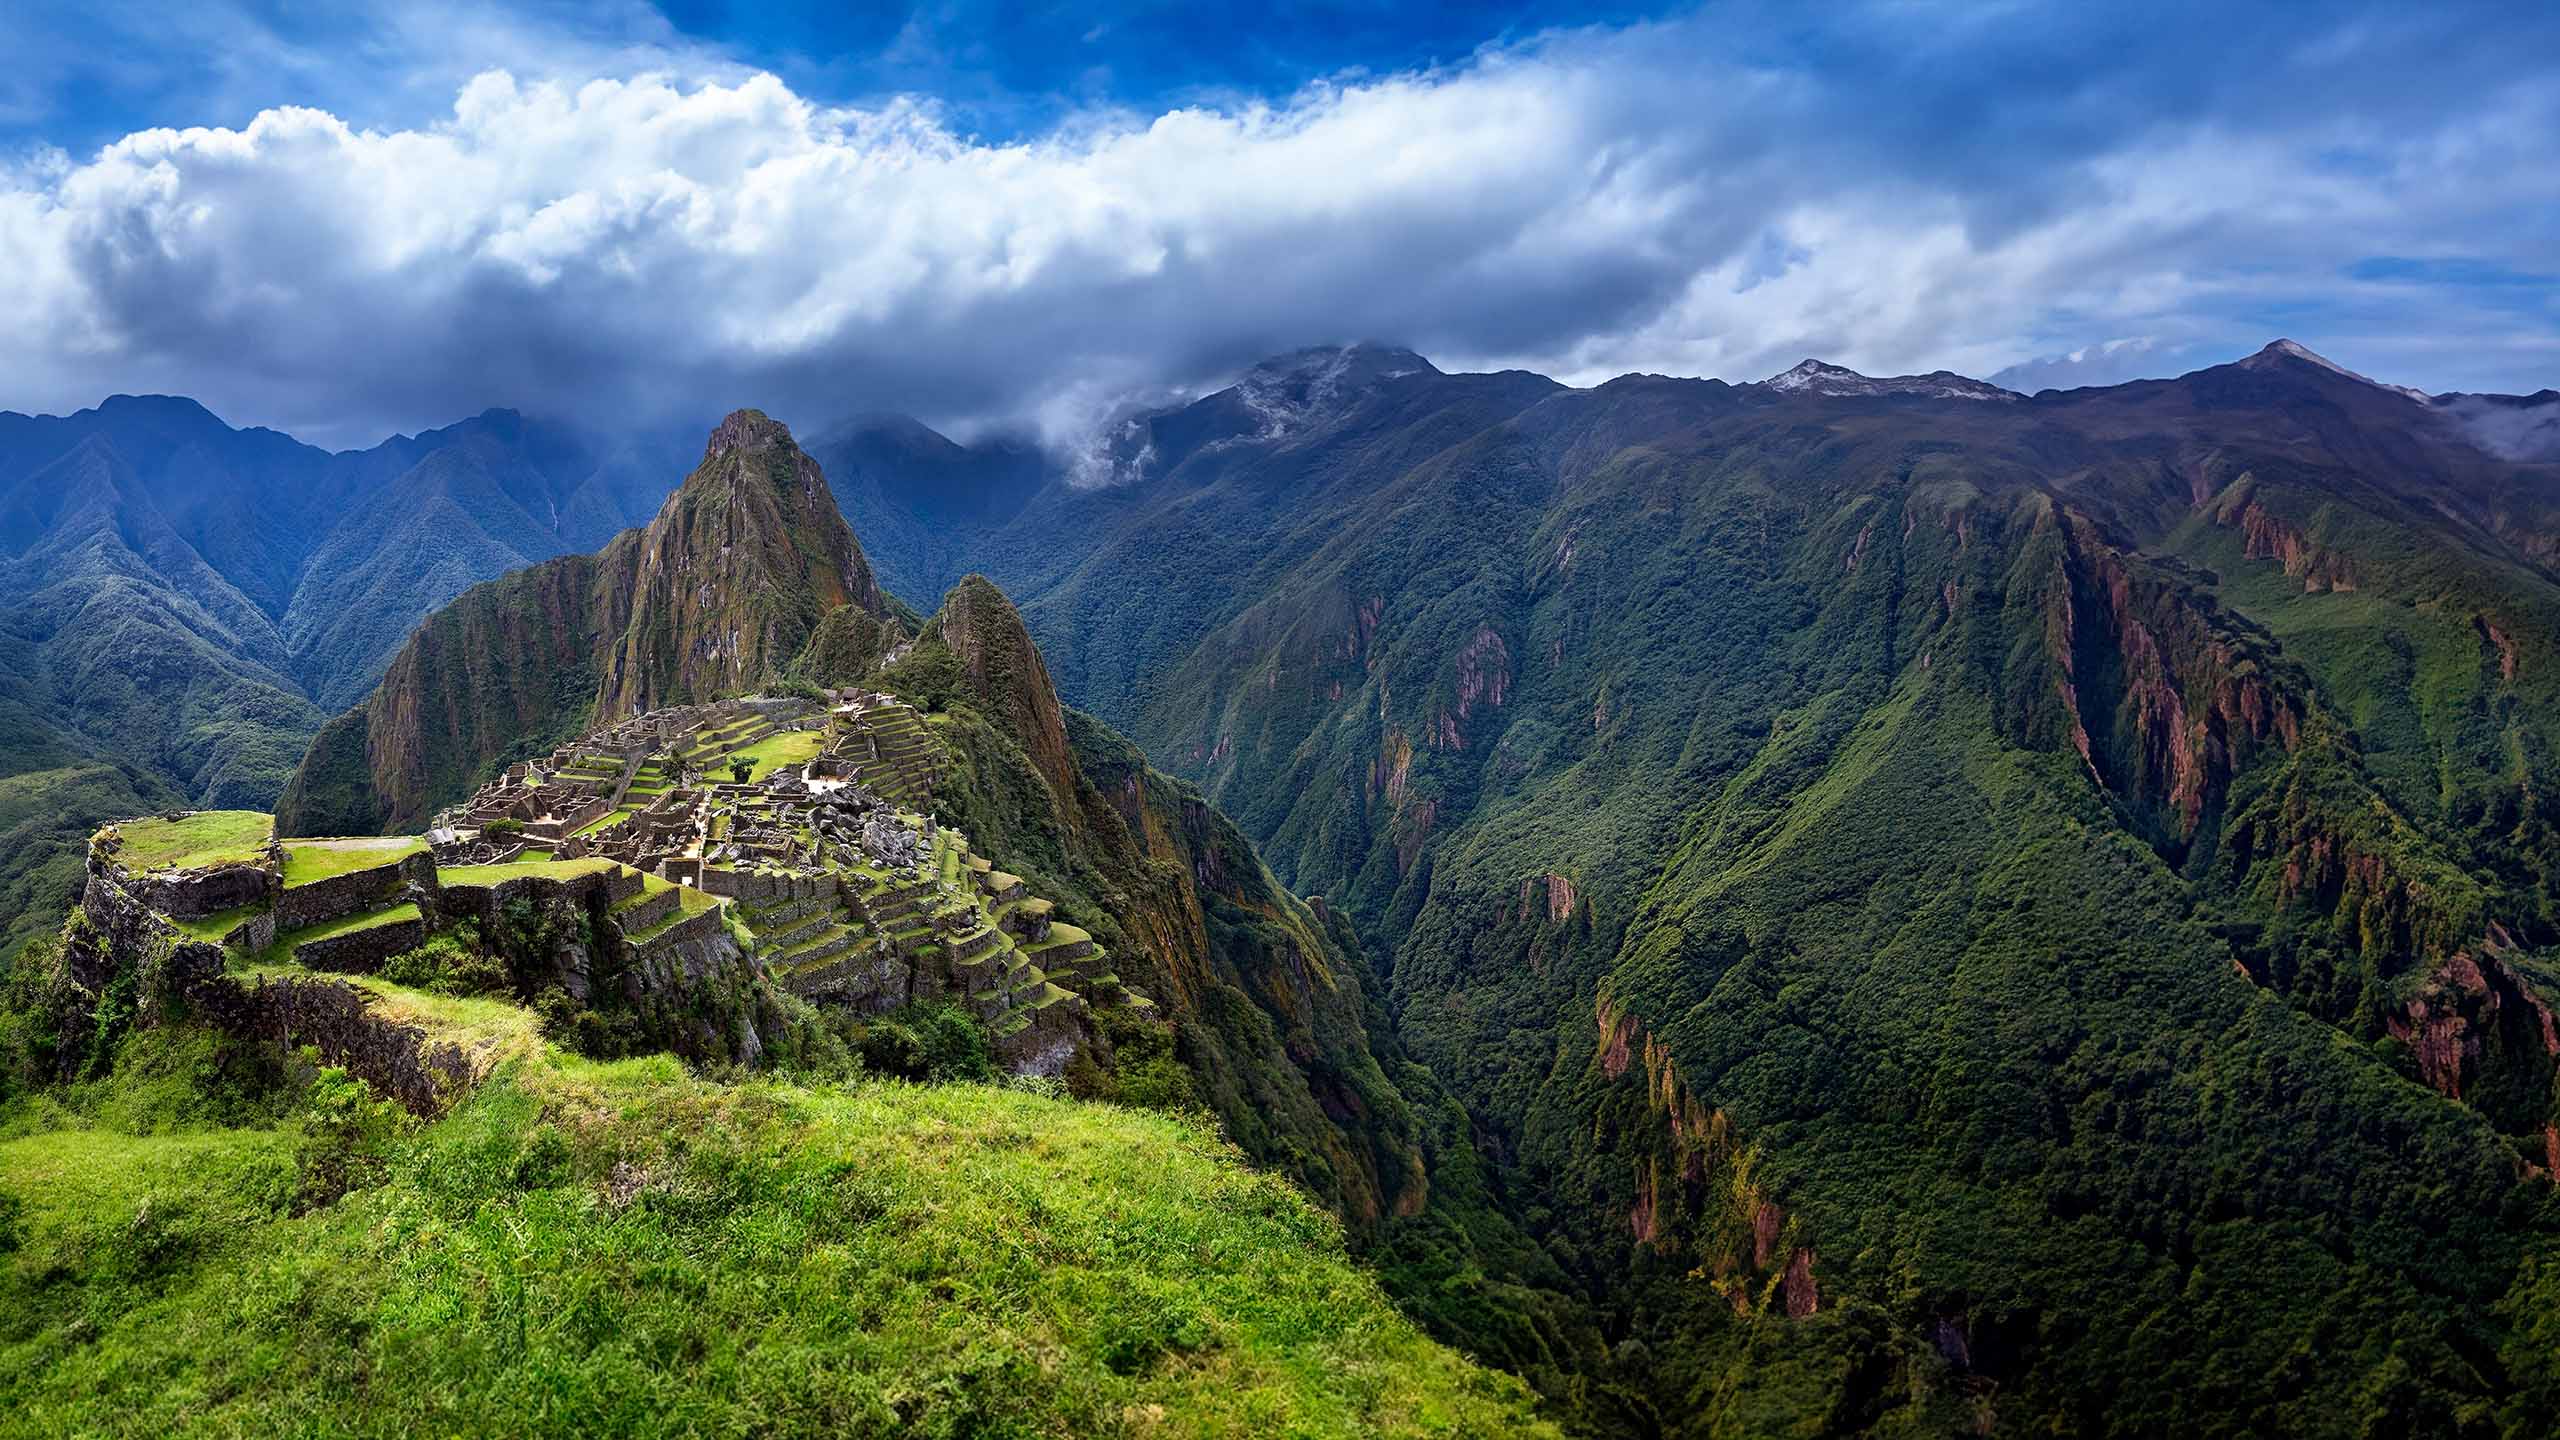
[0,1,2554,446]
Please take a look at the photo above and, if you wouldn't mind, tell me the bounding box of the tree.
[727,755,754,784]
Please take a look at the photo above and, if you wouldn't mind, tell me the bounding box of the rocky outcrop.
[2035,507,2301,847]
[599,410,891,718]
[1596,994,1819,1320]
[927,575,1077,806]
[2213,488,2360,592]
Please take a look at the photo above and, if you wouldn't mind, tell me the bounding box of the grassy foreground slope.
[0,1020,1548,1439]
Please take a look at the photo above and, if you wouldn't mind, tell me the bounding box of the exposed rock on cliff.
[279,412,895,835]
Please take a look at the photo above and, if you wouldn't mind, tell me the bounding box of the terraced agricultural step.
[743,896,822,928]
[610,886,680,933]
[763,911,834,949]
[779,924,859,968]
[1023,932,1096,963]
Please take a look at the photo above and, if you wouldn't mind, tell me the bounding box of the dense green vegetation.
[22,346,2560,1434]
[0,765,184,957]
[867,346,2560,1434]
[0,1010,1549,1436]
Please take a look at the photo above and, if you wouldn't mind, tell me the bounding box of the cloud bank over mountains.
[1,2,2555,448]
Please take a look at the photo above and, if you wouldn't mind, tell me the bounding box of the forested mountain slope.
[271,417,1539,1315]
[845,342,2560,1434]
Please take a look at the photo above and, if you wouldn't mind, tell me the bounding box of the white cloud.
[0,11,2555,450]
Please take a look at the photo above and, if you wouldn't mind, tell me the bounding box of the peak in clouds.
[0,2,2555,449]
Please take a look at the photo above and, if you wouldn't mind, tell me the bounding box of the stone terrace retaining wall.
[622,904,727,964]
[993,989,1087,1078]
[431,868,623,934]
[116,862,277,920]
[697,868,833,904]
[206,975,474,1114]
[277,850,438,930]
[295,912,428,974]
[65,870,469,1114]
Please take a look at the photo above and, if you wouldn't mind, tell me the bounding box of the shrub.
[848,1001,993,1083]
[292,1059,411,1211]
[377,923,505,997]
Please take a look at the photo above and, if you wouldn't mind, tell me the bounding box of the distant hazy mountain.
[0,395,692,948]
[806,412,1050,610]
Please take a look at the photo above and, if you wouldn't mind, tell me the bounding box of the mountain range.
[749,339,2560,1434]
[7,338,2560,1434]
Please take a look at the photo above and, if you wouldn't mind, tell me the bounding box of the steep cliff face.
[279,411,893,834]
[873,577,1441,1227]
[598,410,888,718]
[930,575,1078,806]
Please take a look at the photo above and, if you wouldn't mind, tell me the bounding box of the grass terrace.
[110,810,273,873]
[281,836,427,888]
[723,729,823,782]
[275,902,422,954]
[570,809,632,839]
[437,857,623,887]
[169,903,270,946]
[623,885,725,944]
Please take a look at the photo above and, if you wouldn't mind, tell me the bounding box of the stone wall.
[699,867,833,904]
[994,991,1087,1077]
[62,869,469,1114]
[294,913,428,974]
[549,794,615,841]
[115,862,276,920]
[622,903,727,964]
[277,850,438,930]
[202,975,475,1114]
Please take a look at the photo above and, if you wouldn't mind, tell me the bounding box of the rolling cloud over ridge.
[1,2,2556,448]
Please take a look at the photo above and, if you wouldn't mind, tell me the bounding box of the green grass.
[169,904,269,945]
[0,1030,1549,1438]
[110,810,273,873]
[358,980,544,1071]
[436,858,622,887]
[570,808,633,839]
[622,886,724,944]
[283,902,421,948]
[724,729,824,782]
[280,836,426,888]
